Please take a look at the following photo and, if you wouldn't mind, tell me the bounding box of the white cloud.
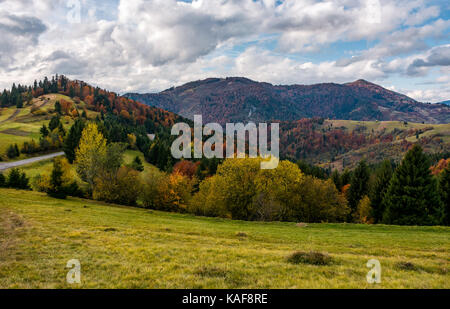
[0,0,448,103]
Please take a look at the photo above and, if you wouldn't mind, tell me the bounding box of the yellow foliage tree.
[353,195,373,224]
[74,123,107,191]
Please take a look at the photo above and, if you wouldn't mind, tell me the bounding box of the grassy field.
[0,188,448,289]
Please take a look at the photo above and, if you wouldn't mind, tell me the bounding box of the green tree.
[347,160,370,219]
[63,119,85,163]
[383,145,443,226]
[54,101,61,114]
[6,144,20,159]
[7,168,29,189]
[439,166,450,225]
[40,124,49,137]
[48,158,66,199]
[48,115,60,131]
[131,156,144,172]
[369,160,393,223]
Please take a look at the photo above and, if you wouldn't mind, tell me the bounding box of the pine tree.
[382,145,443,225]
[331,170,342,191]
[131,156,144,172]
[48,115,60,131]
[370,160,393,223]
[348,160,370,219]
[40,124,49,137]
[54,101,62,114]
[63,119,85,163]
[7,168,22,188]
[439,166,450,225]
[48,158,66,199]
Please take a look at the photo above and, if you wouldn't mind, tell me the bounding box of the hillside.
[125,77,450,124]
[0,75,190,163]
[280,118,450,169]
[1,188,448,289]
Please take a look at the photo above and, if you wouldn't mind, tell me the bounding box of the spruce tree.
[348,160,370,218]
[40,124,49,137]
[63,119,85,163]
[48,115,60,131]
[131,156,144,172]
[439,166,450,225]
[48,159,66,199]
[370,160,393,223]
[382,145,443,226]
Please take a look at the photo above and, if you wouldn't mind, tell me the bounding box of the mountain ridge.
[125,77,450,124]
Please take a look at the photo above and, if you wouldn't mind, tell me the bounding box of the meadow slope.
[0,189,448,289]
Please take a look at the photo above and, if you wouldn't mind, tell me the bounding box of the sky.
[0,0,449,102]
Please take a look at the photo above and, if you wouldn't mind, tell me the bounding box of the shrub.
[130,156,144,172]
[6,168,29,190]
[142,172,195,212]
[93,166,142,206]
[0,173,5,187]
[287,251,333,266]
[6,144,20,159]
[353,195,373,224]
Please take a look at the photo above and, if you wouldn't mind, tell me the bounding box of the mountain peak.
[125,78,450,124]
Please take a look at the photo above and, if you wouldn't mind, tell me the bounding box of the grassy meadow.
[0,188,448,289]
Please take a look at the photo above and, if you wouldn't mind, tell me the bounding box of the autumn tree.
[75,123,107,192]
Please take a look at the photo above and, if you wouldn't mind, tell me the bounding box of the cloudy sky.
[0,0,449,102]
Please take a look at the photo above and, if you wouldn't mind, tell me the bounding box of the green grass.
[0,188,448,289]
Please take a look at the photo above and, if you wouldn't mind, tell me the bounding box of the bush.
[6,144,20,159]
[353,195,373,224]
[287,251,333,266]
[93,166,142,206]
[6,168,29,190]
[34,158,82,198]
[0,173,5,187]
[142,172,195,212]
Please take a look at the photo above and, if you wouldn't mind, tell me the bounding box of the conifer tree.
[370,160,393,223]
[439,166,450,225]
[348,160,370,218]
[48,158,66,199]
[63,119,85,163]
[382,145,443,225]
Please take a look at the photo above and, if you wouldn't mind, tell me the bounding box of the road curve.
[0,152,64,171]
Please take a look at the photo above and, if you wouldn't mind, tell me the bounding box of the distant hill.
[279,118,450,170]
[438,100,450,106]
[125,77,450,124]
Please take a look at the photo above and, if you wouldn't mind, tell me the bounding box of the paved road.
[0,152,64,171]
